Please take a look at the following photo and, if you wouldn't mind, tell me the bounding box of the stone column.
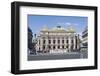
[77,35,80,50]
[73,35,76,50]
[64,37,66,49]
[36,38,39,51]
[55,38,58,50]
[40,38,43,51]
[45,37,48,52]
[51,37,53,50]
[60,37,62,49]
[68,36,71,52]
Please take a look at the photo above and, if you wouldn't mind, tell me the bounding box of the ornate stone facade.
[35,26,80,53]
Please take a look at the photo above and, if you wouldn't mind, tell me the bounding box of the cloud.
[57,22,79,28]
[57,22,72,26]
[65,22,71,25]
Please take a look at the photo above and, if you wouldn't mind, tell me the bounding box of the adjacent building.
[81,26,88,51]
[28,27,37,54]
[35,26,81,54]
[28,27,33,50]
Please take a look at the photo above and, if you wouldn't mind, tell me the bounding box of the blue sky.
[28,15,87,37]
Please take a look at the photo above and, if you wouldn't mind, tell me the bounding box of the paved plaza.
[28,51,87,61]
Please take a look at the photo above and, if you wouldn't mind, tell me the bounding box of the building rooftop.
[41,25,76,33]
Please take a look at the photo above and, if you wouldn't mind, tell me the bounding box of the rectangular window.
[66,40,68,43]
[66,45,68,48]
[62,45,64,49]
[49,40,51,44]
[58,40,60,44]
[53,46,55,49]
[43,45,45,50]
[62,40,64,43]
[58,46,60,49]
[53,40,55,44]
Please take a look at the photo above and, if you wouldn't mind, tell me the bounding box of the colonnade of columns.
[36,35,80,52]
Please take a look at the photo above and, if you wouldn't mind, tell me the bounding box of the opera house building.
[35,26,81,54]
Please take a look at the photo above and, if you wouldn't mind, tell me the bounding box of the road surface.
[28,51,87,61]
